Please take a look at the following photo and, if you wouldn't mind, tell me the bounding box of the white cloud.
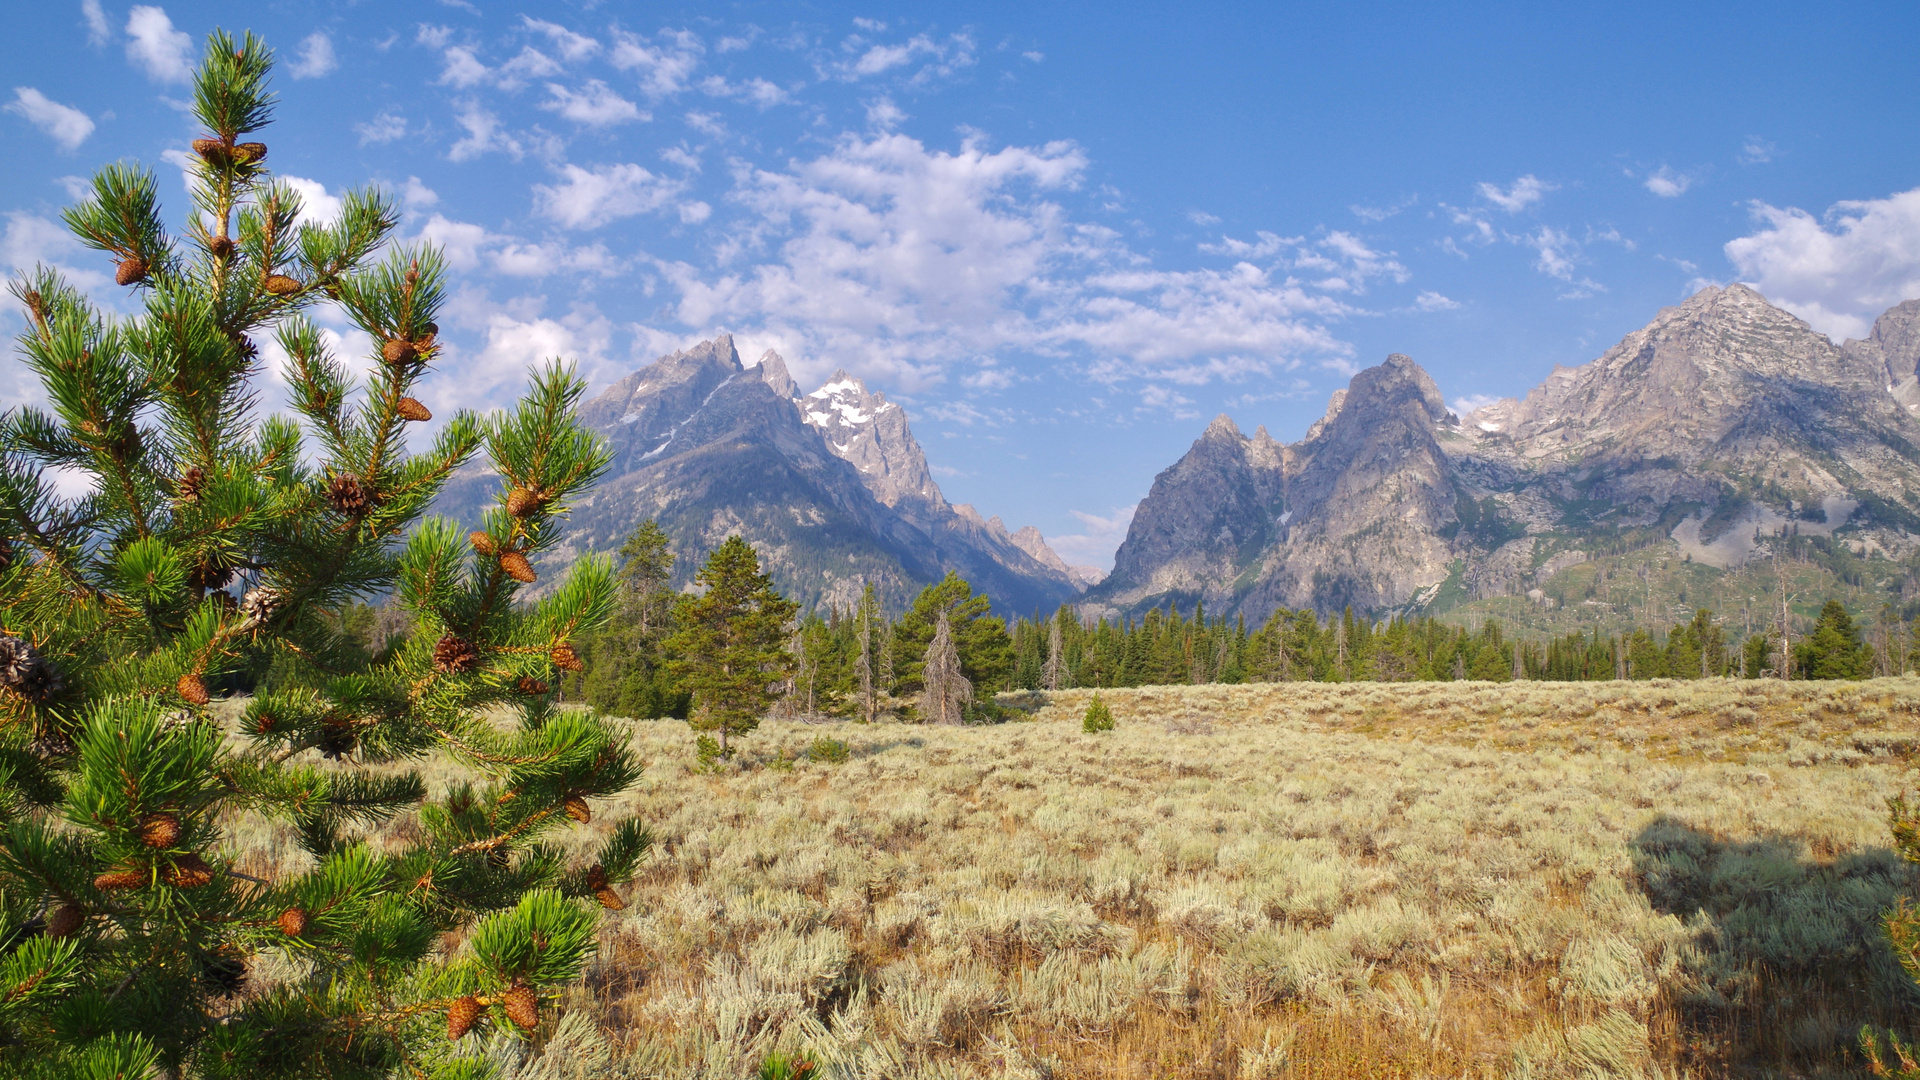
[1739,137,1776,165]
[1477,174,1553,213]
[496,46,562,87]
[418,214,625,281]
[125,6,193,83]
[865,97,905,130]
[541,80,643,126]
[700,75,789,107]
[609,29,704,98]
[1644,165,1691,198]
[1351,195,1416,222]
[355,111,407,145]
[1046,505,1137,568]
[6,88,95,151]
[289,32,337,79]
[1451,393,1500,416]
[1413,290,1460,312]
[1186,210,1221,226]
[532,162,684,228]
[448,101,521,162]
[1724,187,1920,341]
[664,133,1352,390]
[1195,230,1405,294]
[438,45,490,88]
[1022,50,1044,62]
[422,297,618,413]
[81,0,111,46]
[401,176,438,208]
[522,16,599,61]
[281,176,344,228]
[829,32,975,84]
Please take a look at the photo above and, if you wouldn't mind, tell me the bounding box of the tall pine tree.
[664,536,797,756]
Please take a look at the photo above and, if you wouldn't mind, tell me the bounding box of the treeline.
[555,523,1893,723]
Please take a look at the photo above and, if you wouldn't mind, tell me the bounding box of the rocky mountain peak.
[798,370,943,512]
[756,349,798,399]
[1202,413,1243,442]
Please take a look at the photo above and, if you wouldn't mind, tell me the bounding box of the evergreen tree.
[665,536,797,756]
[0,32,647,1078]
[577,520,687,719]
[1795,599,1873,680]
[891,573,1013,700]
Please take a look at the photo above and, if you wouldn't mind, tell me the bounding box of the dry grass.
[230,678,1920,1078]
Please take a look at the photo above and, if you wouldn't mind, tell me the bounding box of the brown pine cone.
[138,812,181,848]
[396,397,432,422]
[468,531,497,557]
[516,676,548,696]
[381,338,418,366]
[502,982,539,1031]
[586,865,625,910]
[177,466,205,501]
[277,907,308,937]
[46,902,85,938]
[563,795,591,824]
[325,473,371,514]
[447,995,481,1040]
[318,718,357,759]
[94,867,145,890]
[264,274,300,295]
[433,634,480,674]
[234,141,267,163]
[208,236,235,258]
[177,673,210,706]
[499,552,536,584]
[163,853,214,889]
[116,257,149,286]
[550,642,583,672]
[191,137,228,163]
[505,487,547,518]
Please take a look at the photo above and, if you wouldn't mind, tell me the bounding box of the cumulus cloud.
[1644,165,1691,198]
[289,32,337,79]
[1724,187,1920,341]
[664,133,1353,390]
[6,88,95,150]
[1739,137,1776,165]
[541,80,643,126]
[355,111,407,145]
[1197,230,1406,294]
[1477,174,1553,213]
[533,162,685,228]
[438,46,490,88]
[281,176,344,228]
[609,29,703,98]
[125,6,193,83]
[415,215,618,278]
[1413,290,1461,312]
[422,297,618,412]
[827,32,976,84]
[81,0,110,46]
[448,101,521,161]
[522,16,599,61]
[1045,505,1137,569]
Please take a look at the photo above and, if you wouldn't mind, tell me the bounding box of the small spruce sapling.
[1083,693,1114,733]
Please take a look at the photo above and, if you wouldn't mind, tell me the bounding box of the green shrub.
[1084,693,1115,733]
[808,736,852,764]
[756,1049,818,1080]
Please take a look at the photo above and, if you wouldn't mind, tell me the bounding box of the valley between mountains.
[438,284,1920,628]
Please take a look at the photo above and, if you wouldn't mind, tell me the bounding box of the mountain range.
[435,335,1090,616]
[1085,284,1920,620]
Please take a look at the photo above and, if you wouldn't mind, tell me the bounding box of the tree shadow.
[1631,815,1920,1074]
[852,737,924,759]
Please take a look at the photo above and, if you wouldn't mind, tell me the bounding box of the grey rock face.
[1089,285,1920,620]
[436,337,1082,615]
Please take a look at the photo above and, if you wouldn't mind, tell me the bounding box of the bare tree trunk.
[920,608,972,725]
[858,596,875,723]
[1042,615,1064,691]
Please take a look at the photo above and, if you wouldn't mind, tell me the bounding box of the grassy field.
[236,678,1920,1078]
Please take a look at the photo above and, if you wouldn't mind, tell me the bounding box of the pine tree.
[577,519,686,718]
[0,32,647,1079]
[665,536,797,756]
[918,608,972,725]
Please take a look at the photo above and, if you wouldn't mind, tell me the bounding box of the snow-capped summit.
[795,368,944,512]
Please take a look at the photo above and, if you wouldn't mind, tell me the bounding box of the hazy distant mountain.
[435,336,1081,615]
[1087,285,1920,620]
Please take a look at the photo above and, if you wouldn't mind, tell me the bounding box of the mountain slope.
[1088,285,1920,621]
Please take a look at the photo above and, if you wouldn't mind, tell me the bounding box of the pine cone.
[382,338,418,366]
[240,586,284,625]
[502,983,539,1031]
[469,531,497,557]
[191,137,228,163]
[264,274,300,295]
[163,853,214,889]
[505,487,547,518]
[563,795,591,824]
[500,551,536,584]
[234,141,267,163]
[46,902,85,939]
[208,236,235,258]
[94,868,146,890]
[516,676,548,696]
[177,466,205,501]
[397,397,432,422]
[115,256,149,286]
[0,636,62,703]
[586,865,625,911]
[550,642,583,673]
[318,718,356,759]
[186,557,235,592]
[277,907,308,937]
[0,535,12,572]
[138,813,181,848]
[433,634,480,674]
[325,473,371,514]
[177,673,210,706]
[447,995,481,1040]
[199,951,247,994]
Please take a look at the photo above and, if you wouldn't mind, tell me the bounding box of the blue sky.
[6,2,1920,570]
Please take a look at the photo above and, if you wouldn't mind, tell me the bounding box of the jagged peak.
[1202,413,1243,441]
[808,369,868,398]
[756,350,798,399]
[985,514,1009,537]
